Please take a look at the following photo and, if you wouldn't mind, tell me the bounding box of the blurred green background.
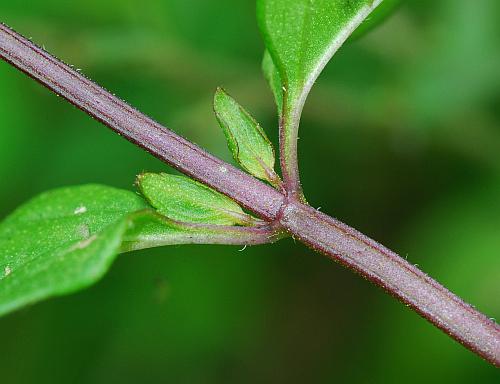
[1,0,499,382]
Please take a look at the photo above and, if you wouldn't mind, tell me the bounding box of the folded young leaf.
[0,185,148,317]
[213,88,281,187]
[262,51,283,115]
[137,172,258,226]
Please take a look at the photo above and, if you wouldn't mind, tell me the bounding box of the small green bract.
[137,172,256,226]
[214,87,280,187]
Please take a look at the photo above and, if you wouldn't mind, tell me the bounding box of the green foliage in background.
[0,0,499,383]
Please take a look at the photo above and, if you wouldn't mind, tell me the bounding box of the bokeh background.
[1,0,499,382]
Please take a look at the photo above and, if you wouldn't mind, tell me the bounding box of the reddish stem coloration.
[0,23,499,366]
[280,202,500,366]
[0,23,284,221]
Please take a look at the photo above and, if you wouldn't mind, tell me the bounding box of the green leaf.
[257,0,382,195]
[137,173,257,226]
[262,50,283,114]
[257,0,382,115]
[0,181,276,316]
[257,0,382,108]
[213,88,280,186]
[0,185,148,317]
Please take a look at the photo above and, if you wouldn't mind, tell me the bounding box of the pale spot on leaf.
[74,206,87,215]
[76,224,91,239]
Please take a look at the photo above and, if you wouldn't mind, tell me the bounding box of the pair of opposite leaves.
[0,0,389,317]
[140,87,280,228]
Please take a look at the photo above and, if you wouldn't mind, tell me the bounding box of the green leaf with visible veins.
[213,87,280,187]
[137,173,256,226]
[0,185,148,317]
[257,0,382,117]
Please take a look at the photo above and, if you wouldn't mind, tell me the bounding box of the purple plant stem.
[0,23,284,221]
[0,23,499,366]
[279,111,305,201]
[280,202,500,366]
